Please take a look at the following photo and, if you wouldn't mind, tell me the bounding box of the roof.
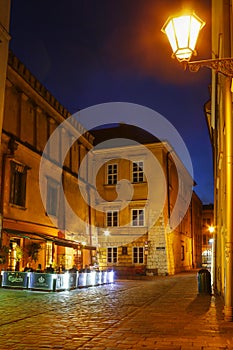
[91,123,160,146]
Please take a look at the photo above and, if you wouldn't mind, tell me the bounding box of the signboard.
[86,271,96,286]
[29,273,55,291]
[68,273,78,289]
[1,271,28,288]
[78,272,87,287]
[1,270,114,291]
[55,273,78,291]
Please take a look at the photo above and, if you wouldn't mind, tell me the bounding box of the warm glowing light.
[107,270,114,283]
[63,271,70,290]
[90,271,96,285]
[78,272,87,286]
[208,226,215,233]
[102,271,107,283]
[161,13,205,62]
[98,271,102,284]
[103,229,110,236]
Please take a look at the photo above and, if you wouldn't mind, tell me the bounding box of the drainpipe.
[190,196,194,268]
[223,0,233,322]
[224,76,233,322]
[166,151,171,221]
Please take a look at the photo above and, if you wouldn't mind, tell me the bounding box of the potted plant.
[26,242,42,263]
[0,245,9,266]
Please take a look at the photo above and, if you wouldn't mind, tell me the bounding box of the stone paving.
[0,272,233,349]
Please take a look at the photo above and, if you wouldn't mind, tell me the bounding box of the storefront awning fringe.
[3,229,96,250]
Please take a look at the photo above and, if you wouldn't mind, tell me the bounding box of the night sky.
[9,0,213,204]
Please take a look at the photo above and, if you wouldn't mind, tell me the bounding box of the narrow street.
[0,272,233,349]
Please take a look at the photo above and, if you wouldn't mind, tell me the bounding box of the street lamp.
[161,13,233,77]
[161,13,205,62]
[103,229,110,236]
[208,225,215,234]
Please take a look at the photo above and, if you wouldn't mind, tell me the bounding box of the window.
[181,245,185,261]
[46,241,53,265]
[107,164,117,184]
[132,209,145,226]
[132,161,144,183]
[203,218,211,227]
[106,211,118,227]
[107,247,117,263]
[203,235,207,245]
[10,161,27,207]
[46,178,59,216]
[122,246,128,255]
[133,247,144,263]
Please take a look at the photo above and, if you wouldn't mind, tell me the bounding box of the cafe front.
[1,219,97,273]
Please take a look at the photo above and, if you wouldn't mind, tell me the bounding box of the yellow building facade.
[0,52,96,272]
[207,0,233,320]
[93,131,203,276]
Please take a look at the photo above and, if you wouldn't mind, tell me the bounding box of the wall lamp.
[161,13,233,77]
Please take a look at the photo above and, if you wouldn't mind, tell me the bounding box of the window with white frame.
[131,209,145,226]
[106,211,118,227]
[107,164,117,184]
[107,247,117,263]
[133,247,144,263]
[46,178,59,216]
[132,161,144,183]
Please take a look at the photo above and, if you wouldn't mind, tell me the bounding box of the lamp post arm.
[184,58,233,77]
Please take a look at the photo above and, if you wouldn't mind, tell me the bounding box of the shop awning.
[3,229,96,250]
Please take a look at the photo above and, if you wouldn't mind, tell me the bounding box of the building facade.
[0,52,97,272]
[204,0,233,320]
[92,128,203,276]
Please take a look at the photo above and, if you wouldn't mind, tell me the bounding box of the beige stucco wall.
[94,141,200,275]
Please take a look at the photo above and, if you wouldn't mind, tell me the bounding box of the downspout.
[224,76,233,321]
[211,71,218,293]
[166,151,171,221]
[223,0,233,323]
[86,149,93,264]
[166,150,174,274]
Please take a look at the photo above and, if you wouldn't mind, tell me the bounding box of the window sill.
[9,203,27,210]
[45,211,57,218]
[132,181,147,184]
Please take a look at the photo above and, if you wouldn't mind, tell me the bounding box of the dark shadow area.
[186,294,212,316]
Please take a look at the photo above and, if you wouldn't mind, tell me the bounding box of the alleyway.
[0,272,232,349]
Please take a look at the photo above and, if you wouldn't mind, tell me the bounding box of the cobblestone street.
[0,272,233,350]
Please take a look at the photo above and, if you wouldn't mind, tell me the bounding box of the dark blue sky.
[9,0,213,204]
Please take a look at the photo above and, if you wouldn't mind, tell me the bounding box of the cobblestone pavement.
[0,272,233,350]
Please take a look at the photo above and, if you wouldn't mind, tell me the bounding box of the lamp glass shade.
[162,13,205,62]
